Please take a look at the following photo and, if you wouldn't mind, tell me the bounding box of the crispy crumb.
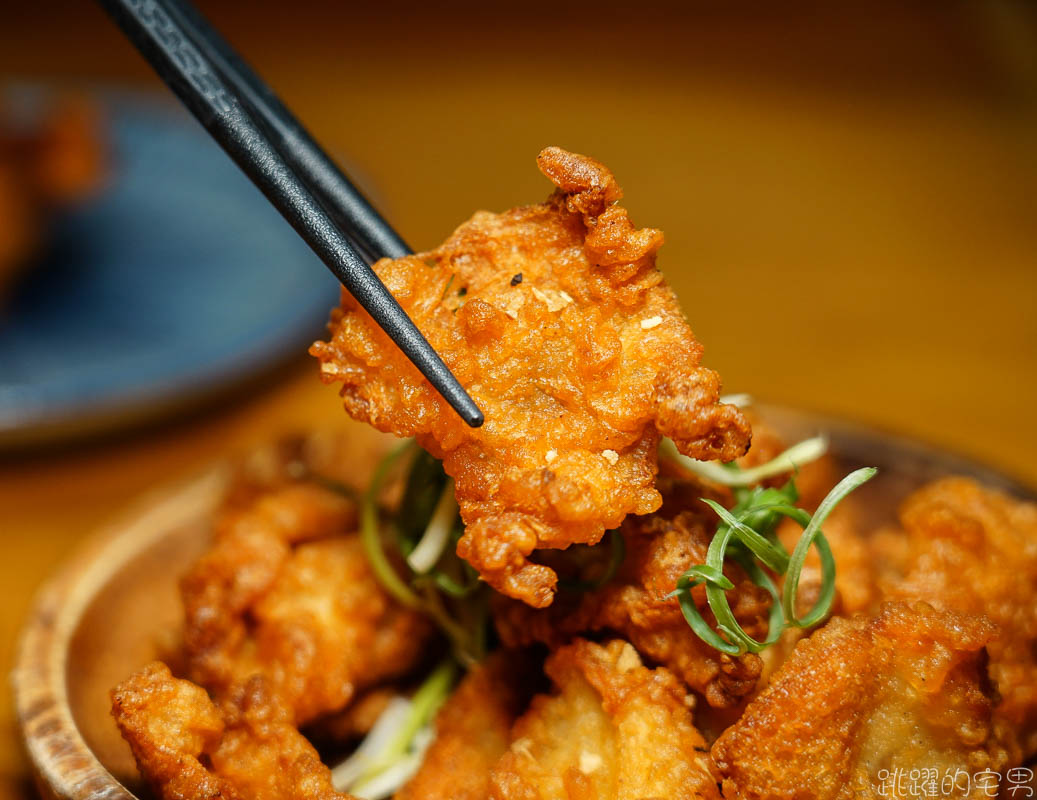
[616,642,642,673]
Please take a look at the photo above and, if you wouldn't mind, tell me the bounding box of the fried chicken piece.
[711,602,1008,800]
[494,509,770,708]
[181,482,432,725]
[881,478,1037,762]
[111,662,355,800]
[311,147,750,608]
[397,651,537,800]
[491,638,719,800]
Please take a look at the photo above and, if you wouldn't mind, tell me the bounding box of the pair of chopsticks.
[97,0,483,428]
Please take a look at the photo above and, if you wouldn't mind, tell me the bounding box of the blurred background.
[1,1,1035,796]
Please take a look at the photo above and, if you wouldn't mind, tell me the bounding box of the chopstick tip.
[461,402,485,428]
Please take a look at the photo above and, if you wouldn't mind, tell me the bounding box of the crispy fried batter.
[711,602,1008,800]
[493,509,769,708]
[311,147,750,608]
[111,662,355,800]
[181,482,431,725]
[491,638,719,800]
[882,478,1037,762]
[397,651,537,800]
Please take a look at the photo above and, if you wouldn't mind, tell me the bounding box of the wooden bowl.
[13,409,1036,800]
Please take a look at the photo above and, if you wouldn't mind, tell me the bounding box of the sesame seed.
[532,286,572,312]
[579,751,603,774]
[545,449,557,463]
[640,315,663,330]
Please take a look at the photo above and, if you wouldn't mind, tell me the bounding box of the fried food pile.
[311,147,750,608]
[110,149,1037,800]
[493,507,772,709]
[112,433,1037,800]
[179,480,432,725]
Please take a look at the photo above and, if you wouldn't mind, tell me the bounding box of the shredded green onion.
[719,393,753,408]
[782,467,876,627]
[332,660,456,799]
[660,434,829,487]
[360,440,423,609]
[406,478,458,574]
[359,440,488,665]
[666,442,877,654]
[559,530,626,592]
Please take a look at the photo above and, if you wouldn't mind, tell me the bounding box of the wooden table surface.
[1,2,1035,797]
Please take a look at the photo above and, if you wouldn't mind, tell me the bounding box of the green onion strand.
[360,440,423,609]
[660,435,829,487]
[700,499,790,573]
[559,530,626,592]
[406,478,458,574]
[667,434,877,656]
[781,467,876,627]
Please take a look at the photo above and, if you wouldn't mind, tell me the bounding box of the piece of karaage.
[491,638,720,800]
[711,601,1009,800]
[111,662,356,800]
[311,146,750,608]
[880,478,1037,763]
[494,508,771,709]
[181,480,432,725]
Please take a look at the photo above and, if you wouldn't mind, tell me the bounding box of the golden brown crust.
[181,481,431,725]
[111,662,230,800]
[111,662,355,800]
[311,147,749,607]
[882,478,1037,762]
[490,638,720,800]
[396,651,537,800]
[711,602,1008,800]
[493,510,769,708]
[535,147,622,218]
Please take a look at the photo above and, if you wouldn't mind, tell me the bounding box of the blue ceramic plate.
[0,91,341,448]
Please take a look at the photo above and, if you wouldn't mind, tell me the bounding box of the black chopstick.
[96,0,484,428]
[160,0,408,266]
